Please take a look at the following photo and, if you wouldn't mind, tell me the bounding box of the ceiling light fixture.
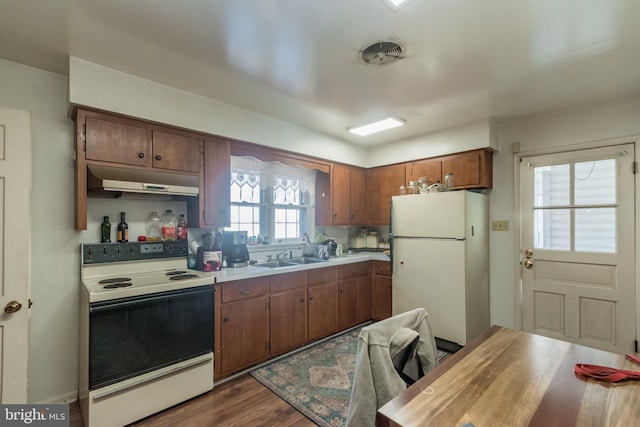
[381,0,415,11]
[348,116,405,136]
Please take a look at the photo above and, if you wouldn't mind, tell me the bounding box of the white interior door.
[520,144,635,354]
[0,108,31,403]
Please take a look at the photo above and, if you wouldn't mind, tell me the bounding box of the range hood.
[87,164,199,197]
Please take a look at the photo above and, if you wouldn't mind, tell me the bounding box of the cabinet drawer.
[270,271,306,293]
[373,260,391,276]
[221,277,269,303]
[339,262,370,279]
[308,266,338,286]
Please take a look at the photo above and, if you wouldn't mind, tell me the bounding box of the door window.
[533,158,616,253]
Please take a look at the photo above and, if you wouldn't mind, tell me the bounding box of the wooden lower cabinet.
[338,262,371,330]
[216,263,375,378]
[219,295,269,375]
[372,261,392,320]
[307,267,339,342]
[269,272,307,356]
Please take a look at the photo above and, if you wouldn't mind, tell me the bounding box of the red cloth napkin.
[575,354,640,383]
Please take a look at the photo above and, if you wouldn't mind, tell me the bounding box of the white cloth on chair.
[345,308,438,427]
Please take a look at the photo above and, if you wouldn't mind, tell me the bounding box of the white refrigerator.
[391,191,489,345]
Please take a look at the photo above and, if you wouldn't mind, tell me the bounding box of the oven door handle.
[90,286,213,313]
[92,353,213,400]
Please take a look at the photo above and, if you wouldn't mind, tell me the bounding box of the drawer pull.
[240,290,251,295]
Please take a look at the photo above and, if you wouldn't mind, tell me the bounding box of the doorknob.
[524,259,534,269]
[524,249,534,257]
[4,300,22,314]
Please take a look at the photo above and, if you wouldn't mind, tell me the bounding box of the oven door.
[89,285,214,390]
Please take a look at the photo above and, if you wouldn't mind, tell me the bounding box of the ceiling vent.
[359,39,406,66]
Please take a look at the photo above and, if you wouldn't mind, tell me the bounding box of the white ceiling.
[2,0,640,146]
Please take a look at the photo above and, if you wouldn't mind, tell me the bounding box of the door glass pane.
[575,208,616,253]
[534,209,570,250]
[575,159,616,205]
[534,164,570,207]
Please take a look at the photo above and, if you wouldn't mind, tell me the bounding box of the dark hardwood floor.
[70,374,317,427]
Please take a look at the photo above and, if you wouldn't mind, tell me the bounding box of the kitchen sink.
[257,260,297,269]
[288,257,326,264]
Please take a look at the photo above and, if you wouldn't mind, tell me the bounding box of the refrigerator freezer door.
[391,192,467,239]
[392,238,467,344]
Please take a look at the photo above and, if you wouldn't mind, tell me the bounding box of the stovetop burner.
[166,270,187,276]
[169,274,199,281]
[103,282,133,289]
[99,277,133,284]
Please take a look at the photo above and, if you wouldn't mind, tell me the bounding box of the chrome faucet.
[276,247,295,260]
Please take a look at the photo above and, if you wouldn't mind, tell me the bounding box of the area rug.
[250,324,451,427]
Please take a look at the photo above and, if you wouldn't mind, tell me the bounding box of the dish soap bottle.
[101,216,111,243]
[117,212,128,242]
[161,209,177,241]
[177,213,188,240]
[146,211,162,241]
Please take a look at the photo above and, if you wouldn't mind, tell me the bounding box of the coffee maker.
[222,231,250,268]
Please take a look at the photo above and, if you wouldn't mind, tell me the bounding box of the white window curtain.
[230,156,316,206]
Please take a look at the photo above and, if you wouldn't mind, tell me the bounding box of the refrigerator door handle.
[389,199,393,274]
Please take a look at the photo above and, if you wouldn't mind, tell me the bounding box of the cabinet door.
[409,158,442,185]
[308,282,338,341]
[373,275,392,320]
[441,149,493,189]
[151,130,202,173]
[355,274,372,323]
[331,164,351,225]
[220,296,269,375]
[368,164,405,225]
[270,289,307,355]
[350,167,368,225]
[85,116,150,167]
[338,278,358,330]
[199,138,230,227]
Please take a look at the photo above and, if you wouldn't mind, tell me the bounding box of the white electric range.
[79,240,214,427]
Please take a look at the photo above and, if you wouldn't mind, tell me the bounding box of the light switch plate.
[491,220,510,231]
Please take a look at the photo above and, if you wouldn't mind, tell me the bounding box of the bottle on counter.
[116,212,128,242]
[101,216,111,243]
[161,209,177,241]
[146,211,162,241]
[177,213,188,240]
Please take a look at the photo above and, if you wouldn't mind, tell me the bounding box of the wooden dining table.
[377,325,640,427]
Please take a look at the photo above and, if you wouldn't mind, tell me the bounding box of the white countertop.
[207,251,390,283]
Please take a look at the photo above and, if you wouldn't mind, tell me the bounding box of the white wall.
[0,58,78,403]
[367,118,499,167]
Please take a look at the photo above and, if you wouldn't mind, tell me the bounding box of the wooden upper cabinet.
[331,164,351,225]
[85,116,150,167]
[408,158,442,185]
[151,130,201,173]
[441,149,493,189]
[368,164,406,225]
[349,166,367,225]
[325,164,368,226]
[189,138,230,228]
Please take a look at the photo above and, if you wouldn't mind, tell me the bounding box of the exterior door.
[0,108,31,402]
[520,144,635,354]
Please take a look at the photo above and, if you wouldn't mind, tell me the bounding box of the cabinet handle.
[309,296,314,301]
[240,289,251,295]
[300,298,305,303]
[138,152,144,159]
[155,155,162,161]
[223,316,229,322]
